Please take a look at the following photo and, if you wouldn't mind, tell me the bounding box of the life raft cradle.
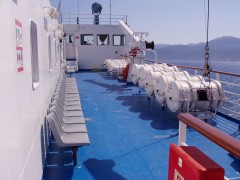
[168,86,222,120]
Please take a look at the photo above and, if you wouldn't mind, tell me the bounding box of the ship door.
[66,34,76,60]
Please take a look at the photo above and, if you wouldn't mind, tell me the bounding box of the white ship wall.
[0,0,60,179]
[63,21,137,69]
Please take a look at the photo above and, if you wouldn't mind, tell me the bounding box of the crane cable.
[203,0,214,106]
[203,0,211,77]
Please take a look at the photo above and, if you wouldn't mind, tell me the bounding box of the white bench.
[47,112,89,166]
[47,70,90,166]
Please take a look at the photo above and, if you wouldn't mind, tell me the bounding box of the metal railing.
[59,13,128,25]
[177,113,240,180]
[178,113,240,157]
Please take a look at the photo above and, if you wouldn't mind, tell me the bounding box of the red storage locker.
[168,144,224,180]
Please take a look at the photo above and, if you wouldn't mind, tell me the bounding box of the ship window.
[30,20,39,90]
[113,35,125,46]
[97,34,109,45]
[67,35,74,43]
[81,34,94,45]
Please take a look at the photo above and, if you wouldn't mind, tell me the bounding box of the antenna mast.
[77,0,79,24]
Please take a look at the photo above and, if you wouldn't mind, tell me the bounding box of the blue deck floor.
[43,71,240,180]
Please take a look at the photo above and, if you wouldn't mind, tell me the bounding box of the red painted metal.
[168,144,224,180]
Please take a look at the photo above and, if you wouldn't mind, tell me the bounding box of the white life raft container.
[153,71,192,103]
[138,65,155,89]
[131,64,143,85]
[145,71,177,96]
[104,59,128,76]
[145,71,165,96]
[165,79,225,112]
[139,64,179,90]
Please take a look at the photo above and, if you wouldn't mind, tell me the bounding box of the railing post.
[195,69,198,75]
[68,12,70,24]
[178,113,240,158]
[216,73,220,81]
[178,121,187,146]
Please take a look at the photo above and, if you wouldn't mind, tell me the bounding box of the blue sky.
[50,0,240,44]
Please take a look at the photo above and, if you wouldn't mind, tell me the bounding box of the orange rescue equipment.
[122,63,130,80]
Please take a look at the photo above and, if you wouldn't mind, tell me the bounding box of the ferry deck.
[43,71,240,180]
[1,1,239,179]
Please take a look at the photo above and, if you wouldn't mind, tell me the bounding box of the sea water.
[160,59,240,74]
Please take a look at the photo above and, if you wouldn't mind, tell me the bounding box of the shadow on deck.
[84,79,179,131]
[42,136,126,180]
[42,138,74,180]
[83,158,126,180]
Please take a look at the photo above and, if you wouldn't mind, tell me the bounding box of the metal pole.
[178,121,187,146]
[57,0,62,23]
[77,0,79,24]
[110,0,112,25]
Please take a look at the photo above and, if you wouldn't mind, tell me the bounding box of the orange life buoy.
[122,63,130,80]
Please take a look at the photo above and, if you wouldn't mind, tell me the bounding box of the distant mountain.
[149,36,240,61]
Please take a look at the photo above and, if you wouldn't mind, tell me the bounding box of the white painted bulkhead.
[0,0,61,179]
[63,21,138,69]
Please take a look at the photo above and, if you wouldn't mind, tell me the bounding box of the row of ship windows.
[66,34,126,46]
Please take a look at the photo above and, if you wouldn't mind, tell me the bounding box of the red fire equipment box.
[168,144,224,180]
